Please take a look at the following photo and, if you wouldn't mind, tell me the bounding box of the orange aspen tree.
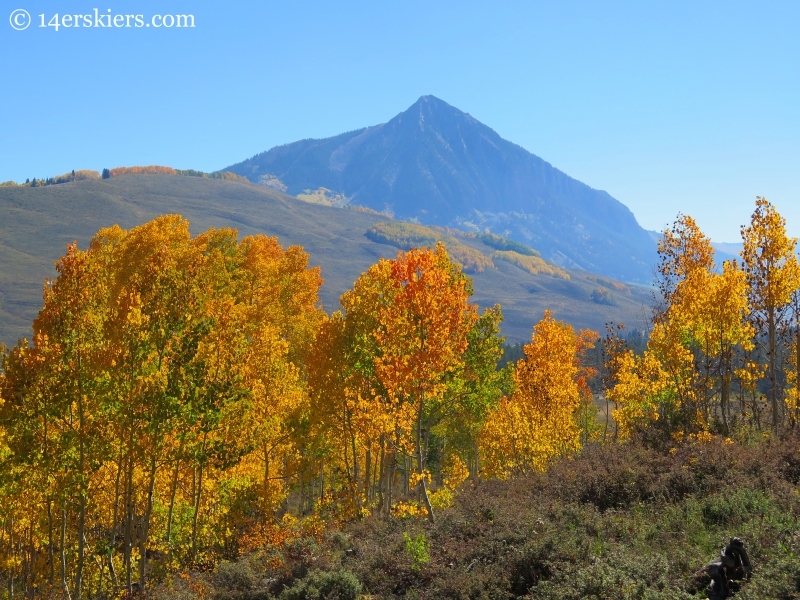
[374,243,478,522]
[741,197,800,432]
[480,311,596,478]
[310,244,481,521]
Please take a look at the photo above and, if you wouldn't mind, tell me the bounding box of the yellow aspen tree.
[785,293,800,426]
[741,197,800,432]
[307,311,397,518]
[622,215,753,438]
[31,241,112,600]
[689,261,753,429]
[480,311,596,478]
[0,216,326,591]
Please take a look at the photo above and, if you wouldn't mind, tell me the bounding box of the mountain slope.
[225,96,656,283]
[0,175,652,347]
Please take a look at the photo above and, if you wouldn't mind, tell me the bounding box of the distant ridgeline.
[0,165,247,188]
[367,221,570,279]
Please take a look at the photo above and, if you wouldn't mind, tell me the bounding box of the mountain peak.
[223,101,656,282]
[405,95,466,119]
[413,94,451,107]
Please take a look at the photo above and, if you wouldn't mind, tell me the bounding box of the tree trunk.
[138,435,160,591]
[416,408,435,523]
[60,501,71,600]
[364,446,372,507]
[75,381,86,600]
[190,436,207,563]
[377,436,386,516]
[124,444,134,595]
[108,447,123,589]
[47,500,54,587]
[721,371,731,432]
[166,445,183,550]
[9,513,15,600]
[769,306,780,432]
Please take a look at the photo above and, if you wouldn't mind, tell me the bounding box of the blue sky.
[2,0,799,243]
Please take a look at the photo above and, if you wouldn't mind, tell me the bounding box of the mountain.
[647,230,743,265]
[224,96,657,283]
[711,241,744,263]
[0,175,652,348]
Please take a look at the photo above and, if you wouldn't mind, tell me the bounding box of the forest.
[0,197,799,599]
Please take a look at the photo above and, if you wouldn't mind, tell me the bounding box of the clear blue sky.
[2,0,799,243]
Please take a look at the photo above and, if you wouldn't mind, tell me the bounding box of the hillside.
[0,174,653,347]
[224,96,657,283]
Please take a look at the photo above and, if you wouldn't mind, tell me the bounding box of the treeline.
[1,170,102,188]
[0,167,247,188]
[108,167,247,182]
[0,197,798,598]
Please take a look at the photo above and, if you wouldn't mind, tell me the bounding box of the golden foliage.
[480,311,596,478]
[447,243,495,273]
[368,220,442,248]
[492,251,570,280]
[0,215,324,596]
[609,211,762,440]
[296,187,351,207]
[741,197,800,430]
[109,165,177,176]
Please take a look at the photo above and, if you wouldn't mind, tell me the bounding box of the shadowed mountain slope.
[225,96,656,283]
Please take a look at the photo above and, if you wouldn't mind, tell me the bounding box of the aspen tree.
[741,198,800,432]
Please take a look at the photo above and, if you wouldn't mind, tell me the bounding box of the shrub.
[279,569,361,600]
[699,488,771,527]
[403,532,430,571]
[213,560,258,592]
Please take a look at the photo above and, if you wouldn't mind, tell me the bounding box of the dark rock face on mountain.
[225,96,657,282]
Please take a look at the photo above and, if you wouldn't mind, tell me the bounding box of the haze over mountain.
[225,96,657,283]
[647,229,743,265]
